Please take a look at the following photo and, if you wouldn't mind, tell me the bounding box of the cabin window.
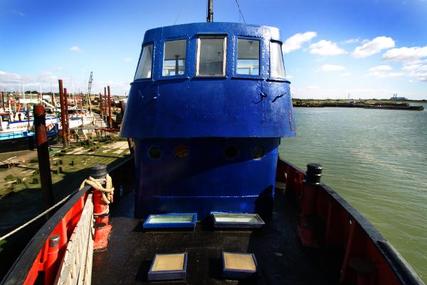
[135,44,153,80]
[270,41,286,79]
[196,36,226,76]
[237,39,260,75]
[162,40,186,76]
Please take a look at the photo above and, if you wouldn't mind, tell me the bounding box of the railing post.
[297,163,322,247]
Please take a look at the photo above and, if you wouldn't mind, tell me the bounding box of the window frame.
[269,40,287,82]
[134,42,154,81]
[195,35,227,77]
[161,38,188,79]
[234,37,261,79]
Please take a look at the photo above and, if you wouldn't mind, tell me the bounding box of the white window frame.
[162,39,187,77]
[196,36,227,77]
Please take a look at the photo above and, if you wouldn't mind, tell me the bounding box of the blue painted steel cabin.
[121,22,295,219]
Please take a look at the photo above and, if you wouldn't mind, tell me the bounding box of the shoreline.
[292,99,425,111]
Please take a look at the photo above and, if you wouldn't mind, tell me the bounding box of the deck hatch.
[143,213,197,229]
[222,252,257,279]
[148,253,188,281]
[211,212,265,229]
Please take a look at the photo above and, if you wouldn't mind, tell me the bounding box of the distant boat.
[0,112,59,153]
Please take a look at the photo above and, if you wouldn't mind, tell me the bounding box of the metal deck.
[92,190,339,285]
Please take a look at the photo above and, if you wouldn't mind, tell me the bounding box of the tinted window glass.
[197,36,226,76]
[135,44,153,79]
[237,39,260,75]
[270,42,286,78]
[162,40,186,76]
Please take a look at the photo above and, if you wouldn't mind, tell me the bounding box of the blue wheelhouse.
[121,22,295,219]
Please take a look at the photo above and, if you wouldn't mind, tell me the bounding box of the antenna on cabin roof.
[207,0,213,22]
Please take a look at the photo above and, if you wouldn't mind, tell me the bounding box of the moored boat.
[0,1,424,284]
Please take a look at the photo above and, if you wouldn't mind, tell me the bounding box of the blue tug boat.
[1,2,424,284]
[121,21,295,219]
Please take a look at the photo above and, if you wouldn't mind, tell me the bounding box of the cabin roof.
[142,22,281,44]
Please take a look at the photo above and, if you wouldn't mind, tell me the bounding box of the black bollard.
[305,163,322,185]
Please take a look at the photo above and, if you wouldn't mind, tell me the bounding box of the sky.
[0,0,426,99]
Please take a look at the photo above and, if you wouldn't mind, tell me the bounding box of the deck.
[92,189,339,285]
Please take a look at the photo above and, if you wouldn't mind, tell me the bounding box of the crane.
[87,71,93,112]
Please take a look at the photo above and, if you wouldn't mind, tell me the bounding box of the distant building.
[391,93,407,101]
[391,96,407,101]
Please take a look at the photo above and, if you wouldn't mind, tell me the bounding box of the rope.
[0,191,77,241]
[79,174,114,215]
[0,174,114,241]
[234,0,246,24]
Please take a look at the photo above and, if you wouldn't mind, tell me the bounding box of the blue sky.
[0,0,426,99]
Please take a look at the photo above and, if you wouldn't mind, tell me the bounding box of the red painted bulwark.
[277,159,421,285]
[22,194,88,285]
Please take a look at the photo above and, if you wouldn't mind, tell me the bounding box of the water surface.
[279,104,427,281]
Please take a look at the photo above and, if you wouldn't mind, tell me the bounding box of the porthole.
[175,144,189,159]
[224,146,239,160]
[148,146,162,160]
[252,146,265,160]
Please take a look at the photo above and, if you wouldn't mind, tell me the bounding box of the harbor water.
[279,104,427,281]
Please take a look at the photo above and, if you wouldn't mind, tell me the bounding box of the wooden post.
[99,93,103,118]
[107,86,112,128]
[1,91,4,109]
[34,104,54,210]
[103,87,107,122]
[58,80,69,147]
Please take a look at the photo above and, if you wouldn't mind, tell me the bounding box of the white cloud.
[344,38,360,44]
[368,65,403,78]
[123,57,133,63]
[0,70,22,85]
[309,40,347,56]
[70,46,82,52]
[321,64,346,72]
[352,36,395,58]
[283,31,317,54]
[402,61,427,81]
[383,46,427,62]
[382,46,427,82]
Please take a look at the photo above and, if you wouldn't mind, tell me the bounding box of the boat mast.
[207,0,213,22]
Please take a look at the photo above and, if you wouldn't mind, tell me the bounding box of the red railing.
[277,159,423,285]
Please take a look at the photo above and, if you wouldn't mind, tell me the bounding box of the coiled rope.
[79,174,114,215]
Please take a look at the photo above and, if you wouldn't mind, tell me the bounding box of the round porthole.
[224,146,239,160]
[175,144,189,159]
[252,146,265,159]
[148,146,162,160]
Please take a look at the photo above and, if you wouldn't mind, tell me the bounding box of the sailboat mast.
[207,0,213,22]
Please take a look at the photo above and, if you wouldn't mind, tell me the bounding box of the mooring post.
[58,80,69,148]
[107,86,112,128]
[1,91,4,109]
[103,87,107,122]
[34,104,54,210]
[297,163,323,247]
[64,88,70,143]
[99,93,103,118]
